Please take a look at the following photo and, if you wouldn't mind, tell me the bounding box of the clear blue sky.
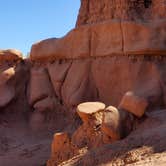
[0,0,80,56]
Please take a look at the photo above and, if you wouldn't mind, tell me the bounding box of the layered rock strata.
[76,0,166,26]
[0,0,165,165]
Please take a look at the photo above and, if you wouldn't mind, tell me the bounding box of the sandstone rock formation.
[76,0,166,26]
[0,49,22,62]
[0,0,166,165]
[0,49,23,108]
[72,102,107,148]
[64,109,166,166]
[77,102,105,123]
[30,20,166,61]
[47,132,78,166]
[101,106,122,141]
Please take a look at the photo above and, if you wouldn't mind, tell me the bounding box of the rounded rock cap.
[0,49,23,62]
[53,132,69,140]
[77,102,106,122]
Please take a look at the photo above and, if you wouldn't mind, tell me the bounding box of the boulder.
[133,62,162,110]
[119,91,148,117]
[0,49,22,62]
[101,106,121,141]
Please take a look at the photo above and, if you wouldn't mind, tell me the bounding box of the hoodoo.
[0,0,166,165]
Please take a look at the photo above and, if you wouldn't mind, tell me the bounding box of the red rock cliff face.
[0,1,166,166]
[29,0,165,110]
[76,0,166,26]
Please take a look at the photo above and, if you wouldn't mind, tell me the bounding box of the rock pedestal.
[72,102,106,148]
[47,132,78,166]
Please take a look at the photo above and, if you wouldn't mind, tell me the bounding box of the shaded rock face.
[27,56,165,112]
[0,49,25,109]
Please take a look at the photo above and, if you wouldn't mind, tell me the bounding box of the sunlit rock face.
[30,0,166,61]
[76,0,165,26]
[28,0,166,133]
[44,0,166,165]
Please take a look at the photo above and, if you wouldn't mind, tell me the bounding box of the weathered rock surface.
[43,0,166,165]
[61,59,97,108]
[72,102,106,148]
[47,132,78,166]
[0,85,15,107]
[0,67,15,84]
[0,50,23,107]
[0,67,16,107]
[119,91,148,117]
[0,0,166,165]
[61,110,166,166]
[77,102,105,123]
[30,26,90,61]
[47,60,71,98]
[101,106,121,141]
[30,20,166,61]
[28,67,53,106]
[0,49,22,62]
[30,0,166,61]
[76,0,166,26]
